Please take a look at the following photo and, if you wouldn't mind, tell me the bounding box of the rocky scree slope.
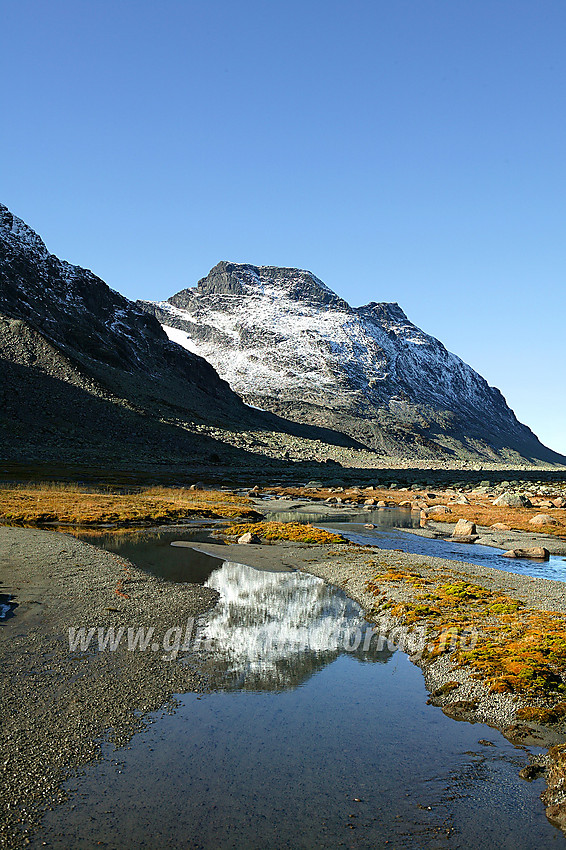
[141,261,563,464]
[0,205,269,466]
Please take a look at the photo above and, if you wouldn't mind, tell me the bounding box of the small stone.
[519,764,543,781]
[529,513,557,526]
[237,532,261,544]
[450,495,470,505]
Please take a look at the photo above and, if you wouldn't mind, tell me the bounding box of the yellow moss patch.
[517,702,566,723]
[440,581,491,601]
[365,567,566,702]
[383,568,431,587]
[432,681,460,697]
[0,485,259,525]
[225,521,346,545]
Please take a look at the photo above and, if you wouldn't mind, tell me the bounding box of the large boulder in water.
[452,519,477,537]
[502,547,550,561]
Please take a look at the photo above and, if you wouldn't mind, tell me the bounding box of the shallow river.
[32,517,566,849]
[268,504,566,581]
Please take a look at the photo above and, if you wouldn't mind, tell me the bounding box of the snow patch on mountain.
[136,260,564,461]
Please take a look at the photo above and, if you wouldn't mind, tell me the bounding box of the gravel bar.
[0,526,219,849]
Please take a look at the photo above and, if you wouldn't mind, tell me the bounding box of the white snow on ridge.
[148,263,508,421]
[159,287,467,402]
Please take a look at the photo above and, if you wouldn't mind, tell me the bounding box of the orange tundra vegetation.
[225,521,346,545]
[0,484,261,525]
[366,564,566,718]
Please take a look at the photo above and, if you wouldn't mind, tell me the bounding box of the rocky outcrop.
[141,261,565,464]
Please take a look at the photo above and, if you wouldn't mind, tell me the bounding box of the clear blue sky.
[2,1,565,454]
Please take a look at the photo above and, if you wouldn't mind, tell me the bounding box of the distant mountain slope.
[0,205,266,467]
[0,204,370,471]
[141,261,564,464]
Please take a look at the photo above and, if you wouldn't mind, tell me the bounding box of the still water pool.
[33,529,564,849]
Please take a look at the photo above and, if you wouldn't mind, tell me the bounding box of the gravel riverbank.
[4,521,566,846]
[0,526,219,849]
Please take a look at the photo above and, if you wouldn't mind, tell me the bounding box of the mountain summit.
[141,261,562,463]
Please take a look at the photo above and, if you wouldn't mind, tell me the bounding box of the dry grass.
[366,564,566,714]
[268,485,566,539]
[427,502,566,537]
[225,521,346,545]
[0,485,260,526]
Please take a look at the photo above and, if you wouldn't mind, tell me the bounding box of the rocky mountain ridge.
[0,205,275,468]
[141,261,564,464]
[1,202,563,471]
[0,204,376,472]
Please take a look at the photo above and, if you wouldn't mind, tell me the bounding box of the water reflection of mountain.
[197,561,393,692]
[266,507,419,528]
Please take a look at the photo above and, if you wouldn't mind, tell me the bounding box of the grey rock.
[493,492,533,508]
[237,532,261,544]
[529,513,557,526]
[502,547,550,561]
[452,519,477,537]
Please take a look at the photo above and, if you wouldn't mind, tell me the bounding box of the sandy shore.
[0,527,219,849]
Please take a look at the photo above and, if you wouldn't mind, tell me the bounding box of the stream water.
[32,517,566,849]
[268,505,566,582]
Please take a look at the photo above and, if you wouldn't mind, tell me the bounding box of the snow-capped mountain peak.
[140,261,560,462]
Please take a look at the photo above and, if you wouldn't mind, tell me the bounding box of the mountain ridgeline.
[0,202,562,470]
[141,261,564,464]
[0,205,273,468]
